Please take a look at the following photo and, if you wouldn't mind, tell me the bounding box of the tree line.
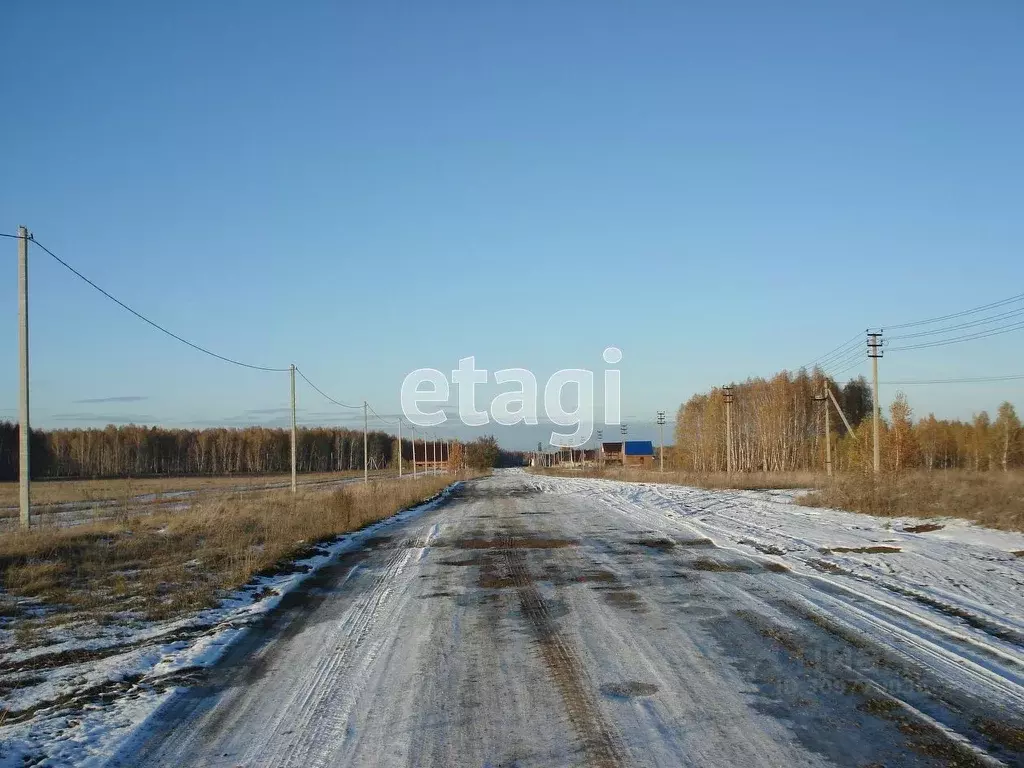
[0,423,525,481]
[0,423,398,481]
[673,370,1023,473]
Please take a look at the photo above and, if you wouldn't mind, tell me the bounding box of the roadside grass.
[0,469,384,512]
[534,467,1024,532]
[0,474,459,644]
[797,471,1024,532]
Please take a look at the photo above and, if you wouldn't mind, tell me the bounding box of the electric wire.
[879,374,1024,385]
[366,403,399,425]
[887,306,1024,341]
[29,236,290,372]
[797,332,862,371]
[888,321,1024,351]
[826,355,869,379]
[883,292,1024,331]
[820,346,869,378]
[293,368,363,409]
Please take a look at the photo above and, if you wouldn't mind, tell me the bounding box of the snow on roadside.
[0,483,460,768]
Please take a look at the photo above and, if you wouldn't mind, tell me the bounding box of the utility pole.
[17,226,31,527]
[826,386,856,436]
[868,331,883,474]
[596,429,603,467]
[398,418,403,478]
[813,392,832,477]
[657,411,666,472]
[723,385,734,475]
[363,401,368,483]
[411,427,417,477]
[289,364,297,493]
[620,423,628,466]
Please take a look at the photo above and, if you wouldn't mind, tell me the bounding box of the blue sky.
[2,1,1022,449]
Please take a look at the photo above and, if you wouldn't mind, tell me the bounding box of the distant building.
[601,441,624,465]
[623,440,655,468]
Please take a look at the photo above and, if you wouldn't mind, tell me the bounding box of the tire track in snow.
[499,531,624,768]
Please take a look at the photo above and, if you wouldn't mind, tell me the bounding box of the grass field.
[0,473,464,644]
[0,470,389,510]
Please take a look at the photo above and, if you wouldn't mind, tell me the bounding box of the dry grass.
[534,466,822,491]
[0,470,382,510]
[0,474,462,629]
[798,471,1024,532]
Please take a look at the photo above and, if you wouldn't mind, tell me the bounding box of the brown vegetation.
[0,469,377,511]
[674,370,1023,474]
[0,475,458,637]
[798,471,1024,531]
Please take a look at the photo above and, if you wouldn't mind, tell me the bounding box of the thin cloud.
[73,396,148,404]
[50,412,157,423]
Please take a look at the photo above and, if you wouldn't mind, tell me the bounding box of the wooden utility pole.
[398,418,403,478]
[17,226,31,527]
[723,386,734,475]
[363,401,368,483]
[290,364,297,493]
[411,427,417,477]
[657,411,666,472]
[868,332,883,473]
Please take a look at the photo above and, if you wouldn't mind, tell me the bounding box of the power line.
[883,291,1024,331]
[888,321,1024,351]
[880,374,1024,385]
[887,306,1024,341]
[820,347,866,377]
[798,332,862,371]
[366,403,398,425]
[294,368,363,409]
[826,356,868,379]
[28,235,290,372]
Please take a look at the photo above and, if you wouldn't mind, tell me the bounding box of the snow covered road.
[115,471,1024,767]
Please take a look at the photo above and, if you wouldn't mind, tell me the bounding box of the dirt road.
[116,471,1024,767]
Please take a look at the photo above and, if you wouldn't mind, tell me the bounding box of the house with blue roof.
[624,440,655,468]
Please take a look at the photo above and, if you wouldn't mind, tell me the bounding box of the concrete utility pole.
[411,427,417,477]
[723,385,734,475]
[826,386,856,436]
[17,226,31,527]
[398,418,403,478]
[657,411,666,473]
[290,364,297,494]
[596,429,603,467]
[363,401,369,483]
[813,392,832,477]
[868,332,883,474]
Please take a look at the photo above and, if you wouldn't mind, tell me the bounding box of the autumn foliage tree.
[673,370,1023,474]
